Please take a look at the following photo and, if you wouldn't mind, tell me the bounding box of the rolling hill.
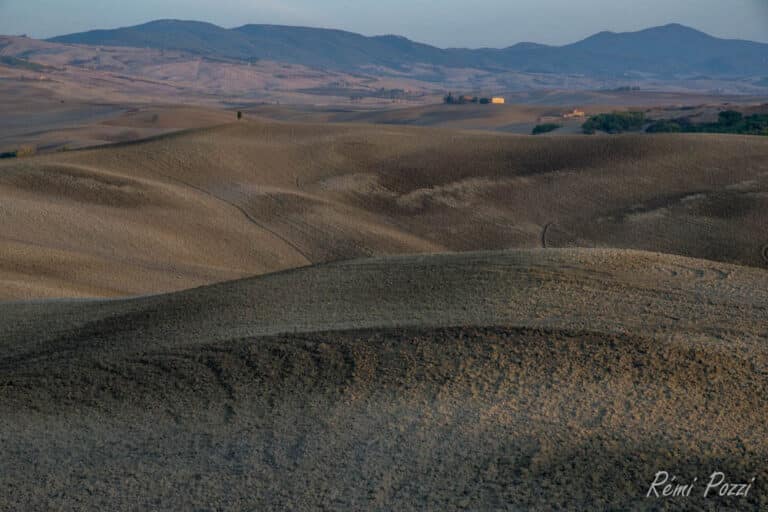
[1,54,767,510]
[49,20,768,78]
[2,249,766,510]
[1,120,767,300]
[3,14,767,512]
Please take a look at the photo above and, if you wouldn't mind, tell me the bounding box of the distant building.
[563,109,586,119]
[491,97,505,105]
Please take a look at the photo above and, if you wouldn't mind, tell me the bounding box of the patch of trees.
[444,93,493,105]
[532,123,561,135]
[582,112,646,134]
[645,111,768,136]
[0,145,36,159]
[445,93,472,104]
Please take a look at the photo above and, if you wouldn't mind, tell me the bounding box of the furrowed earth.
[1,250,767,510]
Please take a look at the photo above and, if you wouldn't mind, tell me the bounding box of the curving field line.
[541,222,554,249]
[144,167,314,265]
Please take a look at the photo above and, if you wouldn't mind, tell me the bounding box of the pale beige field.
[1,120,767,300]
[248,100,768,134]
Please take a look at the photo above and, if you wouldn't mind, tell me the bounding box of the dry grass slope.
[1,120,767,300]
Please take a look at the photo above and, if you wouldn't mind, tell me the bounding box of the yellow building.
[491,97,505,105]
[563,109,586,119]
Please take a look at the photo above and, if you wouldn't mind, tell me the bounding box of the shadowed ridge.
[1,248,767,510]
[2,248,766,360]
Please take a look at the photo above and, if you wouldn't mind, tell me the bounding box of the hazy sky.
[1,0,766,47]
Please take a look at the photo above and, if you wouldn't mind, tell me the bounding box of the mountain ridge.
[47,20,768,78]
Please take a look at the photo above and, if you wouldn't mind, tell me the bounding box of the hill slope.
[1,249,767,510]
[49,21,768,77]
[1,120,767,300]
[49,19,257,60]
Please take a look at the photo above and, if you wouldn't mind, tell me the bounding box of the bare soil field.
[4,34,767,152]
[1,120,767,300]
[2,24,767,512]
[0,91,235,153]
[0,35,440,107]
[4,32,767,156]
[1,105,767,510]
[246,99,768,134]
[1,249,766,510]
[246,102,568,134]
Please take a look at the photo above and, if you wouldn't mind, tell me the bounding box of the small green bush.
[586,109,767,136]
[532,123,561,135]
[718,110,743,126]
[582,111,646,134]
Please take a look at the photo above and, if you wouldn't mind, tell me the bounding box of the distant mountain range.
[49,20,768,78]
